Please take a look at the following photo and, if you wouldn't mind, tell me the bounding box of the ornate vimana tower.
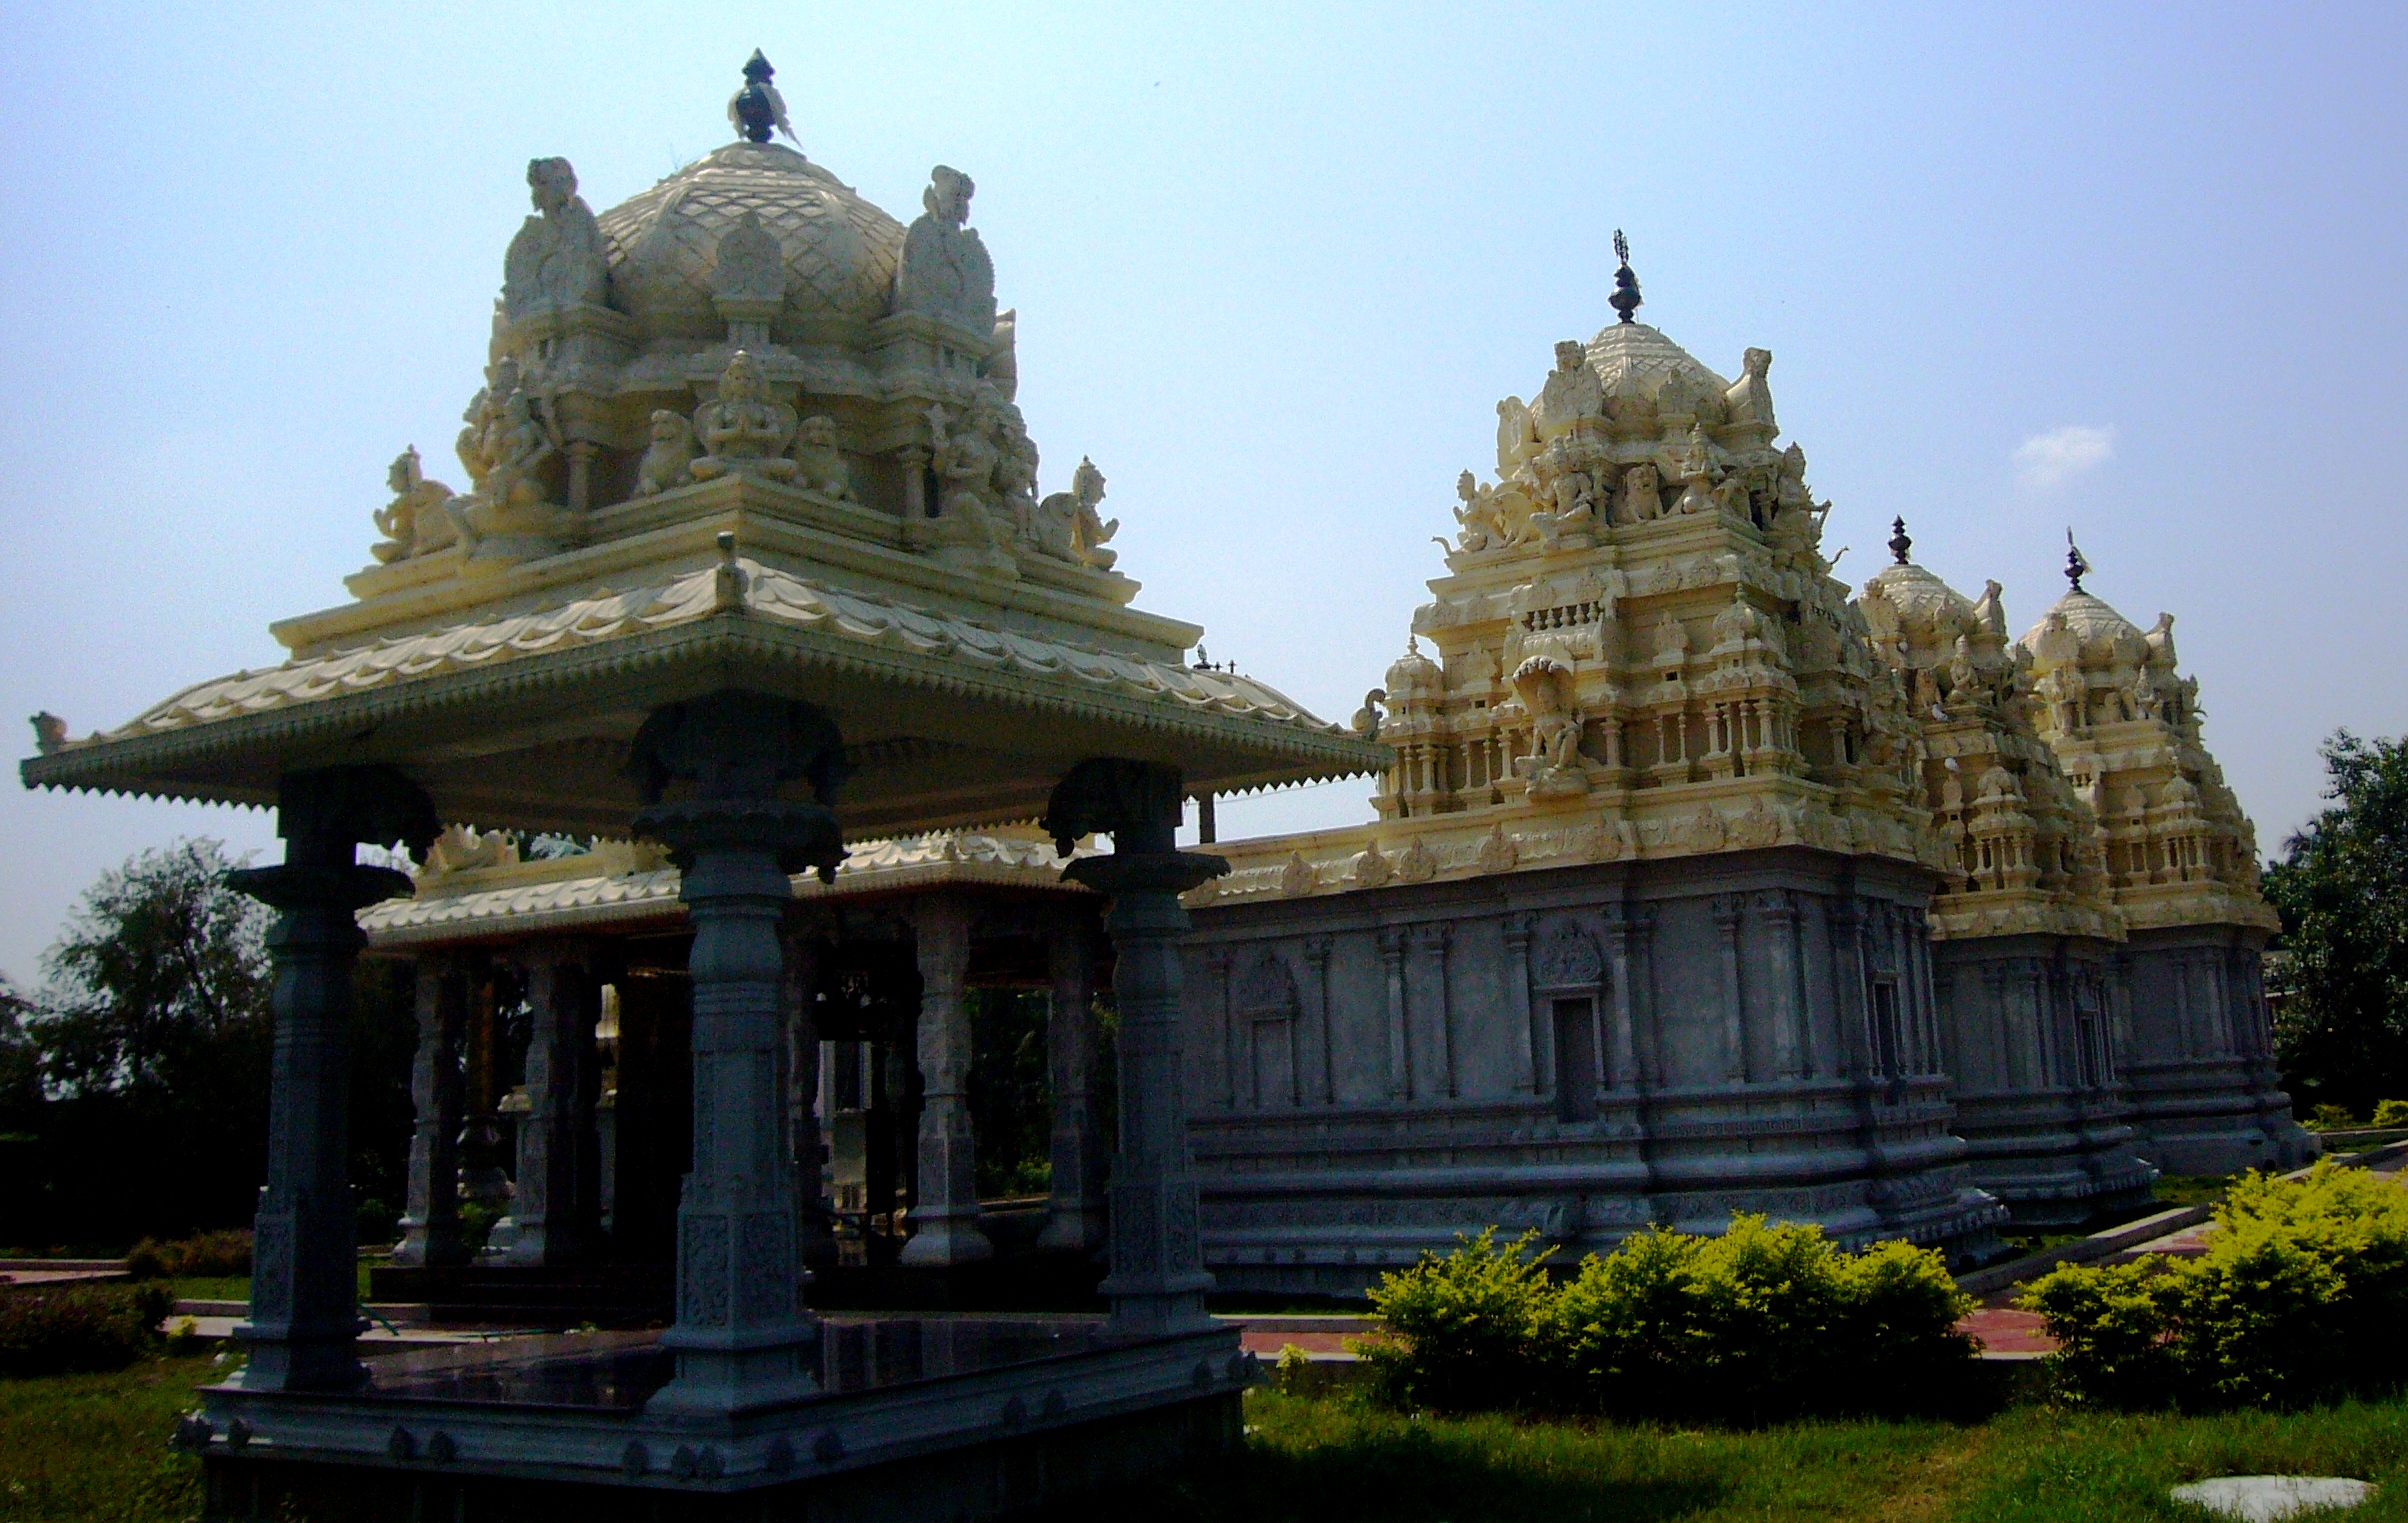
[2016,545,2310,1174]
[1859,523,2159,1223]
[1179,246,2007,1292]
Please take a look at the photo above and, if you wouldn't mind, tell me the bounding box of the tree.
[2263,730,2408,1115]
[33,838,271,1100]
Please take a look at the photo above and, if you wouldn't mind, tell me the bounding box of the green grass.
[1070,1389,2408,1522]
[2150,1174,2240,1211]
[0,1352,213,1522]
[164,1264,375,1305]
[8,1364,2407,1522]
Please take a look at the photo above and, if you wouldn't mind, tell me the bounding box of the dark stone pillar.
[391,953,466,1268]
[787,933,837,1269]
[901,896,993,1266]
[1037,914,1107,1252]
[229,766,436,1393]
[628,689,846,1415]
[503,940,602,1266]
[1045,759,1227,1337]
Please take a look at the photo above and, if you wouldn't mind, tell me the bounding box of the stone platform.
[187,1314,1247,1522]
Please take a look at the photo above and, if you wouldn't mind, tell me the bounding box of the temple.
[16,58,2314,1521]
[21,57,1383,1520]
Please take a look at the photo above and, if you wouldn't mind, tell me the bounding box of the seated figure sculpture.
[689,351,797,481]
[370,445,458,562]
[1064,456,1118,571]
[1528,469,1596,551]
[792,415,854,500]
[925,401,1017,576]
[635,410,699,496]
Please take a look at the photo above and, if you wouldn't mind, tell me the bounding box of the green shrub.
[123,1228,251,1281]
[2017,1259,2178,1408]
[2020,1161,2408,1410]
[2372,1098,2408,1128]
[1359,1228,1554,1413]
[2307,1103,2358,1130]
[1365,1217,1971,1421]
[0,1283,173,1376]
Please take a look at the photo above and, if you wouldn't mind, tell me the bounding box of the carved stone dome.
[1385,640,1442,699]
[1584,322,1730,401]
[1865,560,1977,633]
[598,142,906,343]
[2020,589,2143,655]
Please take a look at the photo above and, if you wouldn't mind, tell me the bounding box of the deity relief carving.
[635,410,699,497]
[925,401,1018,576]
[1529,471,1596,552]
[370,446,459,562]
[501,158,607,319]
[690,352,798,482]
[895,166,997,333]
[1351,843,1393,888]
[1531,340,1605,437]
[1510,654,1588,797]
[1032,457,1118,571]
[712,211,786,306]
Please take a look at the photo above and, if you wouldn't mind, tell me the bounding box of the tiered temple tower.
[2017,549,2311,1173]
[1858,523,2156,1223]
[1179,256,2006,1292]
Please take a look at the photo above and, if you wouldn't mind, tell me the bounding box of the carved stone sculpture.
[791,416,854,500]
[1529,471,1595,551]
[925,402,1017,575]
[1619,462,1663,523]
[1496,397,1539,477]
[711,210,786,347]
[371,446,458,562]
[1531,340,1604,437]
[689,352,797,482]
[634,411,699,497]
[1450,470,1499,552]
[1065,458,1118,571]
[501,158,607,319]
[895,166,997,333]
[1724,346,1776,433]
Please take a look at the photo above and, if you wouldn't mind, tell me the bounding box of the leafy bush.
[1360,1228,1555,1413]
[0,1283,173,1376]
[1362,1217,1972,1421]
[2374,1098,2408,1128]
[123,1228,251,1281]
[2020,1162,2408,1409]
[2307,1103,2358,1130]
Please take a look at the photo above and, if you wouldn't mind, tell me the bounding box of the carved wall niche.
[1234,953,1302,1110]
[1530,917,1605,1120]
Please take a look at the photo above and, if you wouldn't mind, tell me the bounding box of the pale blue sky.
[4,3,2404,984]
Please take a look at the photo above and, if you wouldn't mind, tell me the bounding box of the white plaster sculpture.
[791,416,854,500]
[634,411,698,497]
[689,351,797,482]
[896,166,997,333]
[371,446,458,562]
[501,158,608,318]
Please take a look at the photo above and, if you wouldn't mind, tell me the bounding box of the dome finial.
[729,50,797,145]
[2065,528,2090,592]
[1610,230,1642,325]
[1889,516,1913,565]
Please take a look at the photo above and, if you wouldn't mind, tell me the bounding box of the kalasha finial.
[729,51,797,145]
[1609,230,1642,325]
[2065,528,2090,592]
[1889,516,1913,565]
